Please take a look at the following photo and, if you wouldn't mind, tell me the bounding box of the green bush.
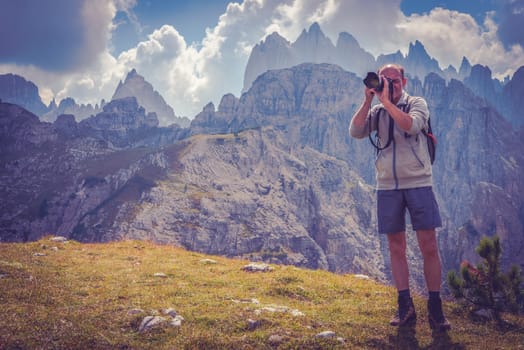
[447,235,524,319]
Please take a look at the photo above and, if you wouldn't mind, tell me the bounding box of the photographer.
[349,64,450,331]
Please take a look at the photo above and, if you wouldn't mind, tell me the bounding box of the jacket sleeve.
[349,105,380,139]
[406,97,430,135]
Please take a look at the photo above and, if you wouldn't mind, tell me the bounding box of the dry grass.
[0,237,523,349]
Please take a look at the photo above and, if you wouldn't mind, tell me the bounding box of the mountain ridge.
[1,62,522,291]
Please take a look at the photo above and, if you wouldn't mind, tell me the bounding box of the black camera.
[363,72,392,92]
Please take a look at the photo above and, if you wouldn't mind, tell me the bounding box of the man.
[349,64,450,331]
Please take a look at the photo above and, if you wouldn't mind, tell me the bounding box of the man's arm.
[381,99,412,132]
[349,89,374,138]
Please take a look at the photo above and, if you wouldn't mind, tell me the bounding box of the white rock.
[127,308,144,315]
[353,274,370,280]
[138,316,166,332]
[200,258,217,264]
[268,334,285,345]
[242,262,273,272]
[162,308,177,317]
[170,315,184,327]
[315,330,336,338]
[247,318,260,330]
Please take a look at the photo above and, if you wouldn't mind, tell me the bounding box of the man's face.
[379,66,405,102]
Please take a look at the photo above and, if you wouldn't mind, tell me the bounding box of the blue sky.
[0,0,523,122]
[111,0,233,53]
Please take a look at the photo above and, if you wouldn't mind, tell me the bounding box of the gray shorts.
[377,186,442,234]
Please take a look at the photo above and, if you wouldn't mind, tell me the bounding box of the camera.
[363,72,392,92]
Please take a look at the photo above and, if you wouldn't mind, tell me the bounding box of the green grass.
[0,237,523,349]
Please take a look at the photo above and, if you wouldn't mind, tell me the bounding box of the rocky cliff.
[0,97,185,242]
[243,23,524,132]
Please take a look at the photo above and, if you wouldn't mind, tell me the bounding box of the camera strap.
[368,86,397,154]
[368,112,394,154]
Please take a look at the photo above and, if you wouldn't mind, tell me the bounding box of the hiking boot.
[428,298,451,331]
[390,296,416,327]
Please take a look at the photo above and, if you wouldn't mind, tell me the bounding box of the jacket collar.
[396,91,410,107]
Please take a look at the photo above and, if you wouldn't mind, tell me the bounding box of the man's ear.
[402,77,407,87]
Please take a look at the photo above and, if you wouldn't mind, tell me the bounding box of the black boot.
[390,296,416,327]
[427,297,451,331]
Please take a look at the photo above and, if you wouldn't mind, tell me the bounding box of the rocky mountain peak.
[376,50,405,67]
[112,69,189,128]
[81,96,158,131]
[405,40,441,79]
[126,68,139,79]
[243,23,376,93]
[458,56,472,79]
[41,96,101,123]
[293,22,334,51]
[336,32,359,49]
[242,32,295,93]
[408,40,426,56]
[502,66,524,127]
[0,73,48,116]
[464,64,497,106]
[422,72,447,107]
[263,32,290,49]
[58,97,78,109]
[218,93,239,114]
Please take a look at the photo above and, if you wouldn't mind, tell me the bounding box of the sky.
[0,0,523,124]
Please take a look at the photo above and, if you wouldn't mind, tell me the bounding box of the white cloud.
[397,8,524,79]
[1,0,522,123]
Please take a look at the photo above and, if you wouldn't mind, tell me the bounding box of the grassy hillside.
[0,237,522,349]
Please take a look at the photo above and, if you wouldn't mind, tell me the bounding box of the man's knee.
[388,232,406,256]
[417,230,439,257]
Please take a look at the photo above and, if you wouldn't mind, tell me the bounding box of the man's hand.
[364,86,374,102]
[373,74,390,105]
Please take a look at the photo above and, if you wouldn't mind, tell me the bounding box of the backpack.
[421,118,436,164]
[368,98,436,164]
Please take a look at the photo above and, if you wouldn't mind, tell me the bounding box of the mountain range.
[0,23,523,290]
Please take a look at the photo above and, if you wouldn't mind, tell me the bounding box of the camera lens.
[363,72,384,91]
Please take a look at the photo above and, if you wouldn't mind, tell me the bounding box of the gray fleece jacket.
[349,91,433,190]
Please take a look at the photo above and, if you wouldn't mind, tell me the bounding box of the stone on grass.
[127,309,144,315]
[170,315,184,327]
[255,304,304,317]
[353,274,370,280]
[268,334,285,345]
[138,316,167,333]
[162,308,177,317]
[247,318,261,330]
[200,259,217,265]
[242,262,273,272]
[315,330,336,338]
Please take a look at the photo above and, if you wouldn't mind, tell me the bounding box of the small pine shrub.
[447,235,524,319]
